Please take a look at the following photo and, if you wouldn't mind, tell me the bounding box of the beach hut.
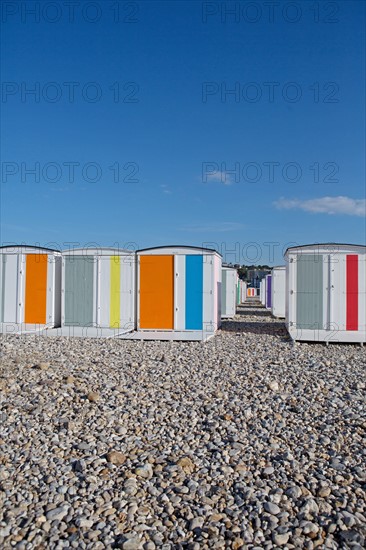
[265,273,272,309]
[285,244,366,343]
[221,266,238,318]
[236,279,241,305]
[136,246,222,340]
[61,248,135,336]
[260,278,266,305]
[247,287,257,297]
[0,245,61,332]
[240,281,247,303]
[260,277,266,306]
[271,266,286,318]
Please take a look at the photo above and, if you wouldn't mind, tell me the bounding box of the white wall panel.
[99,256,111,328]
[174,255,186,331]
[120,256,135,331]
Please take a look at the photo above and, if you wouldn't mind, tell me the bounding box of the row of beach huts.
[0,243,365,343]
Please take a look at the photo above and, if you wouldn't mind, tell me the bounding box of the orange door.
[24,254,48,324]
[139,255,174,329]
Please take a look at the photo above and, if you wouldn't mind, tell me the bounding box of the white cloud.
[160,184,172,195]
[180,222,245,233]
[274,196,366,217]
[205,171,232,185]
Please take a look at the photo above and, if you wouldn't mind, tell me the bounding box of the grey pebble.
[46,506,69,522]
[264,502,281,515]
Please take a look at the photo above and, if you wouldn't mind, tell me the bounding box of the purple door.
[266,275,272,308]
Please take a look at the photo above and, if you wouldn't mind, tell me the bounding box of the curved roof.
[62,247,133,255]
[285,243,366,255]
[137,245,222,256]
[0,245,61,253]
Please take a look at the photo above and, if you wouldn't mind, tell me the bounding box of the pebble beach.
[0,303,365,550]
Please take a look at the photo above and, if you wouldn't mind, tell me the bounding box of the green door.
[296,254,323,330]
[64,256,94,326]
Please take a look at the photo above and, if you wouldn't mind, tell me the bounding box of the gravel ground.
[0,303,365,550]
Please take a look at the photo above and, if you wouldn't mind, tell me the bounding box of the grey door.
[64,256,94,326]
[296,254,323,330]
[221,270,227,315]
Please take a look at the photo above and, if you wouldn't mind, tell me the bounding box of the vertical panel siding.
[226,271,236,317]
[221,270,227,315]
[53,256,62,327]
[346,255,358,330]
[261,279,266,305]
[296,254,323,329]
[214,256,222,330]
[272,269,286,318]
[110,256,121,328]
[202,255,212,330]
[139,255,174,329]
[24,254,47,324]
[329,255,346,331]
[98,257,110,328]
[174,255,186,331]
[64,256,94,326]
[215,255,221,327]
[1,254,19,323]
[185,255,203,330]
[0,255,6,322]
[120,256,135,330]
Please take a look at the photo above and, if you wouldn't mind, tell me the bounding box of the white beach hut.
[221,266,238,318]
[60,247,135,336]
[271,266,286,318]
[260,277,266,305]
[134,246,222,340]
[265,274,272,310]
[240,281,247,303]
[0,245,61,333]
[285,243,366,343]
[247,287,258,298]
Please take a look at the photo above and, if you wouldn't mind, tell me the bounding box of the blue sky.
[1,0,365,265]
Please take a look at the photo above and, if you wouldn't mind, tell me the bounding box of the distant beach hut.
[285,243,366,343]
[236,279,241,305]
[221,266,238,318]
[241,281,247,303]
[260,278,266,305]
[136,246,222,340]
[271,266,286,318]
[259,279,265,304]
[265,274,272,309]
[0,245,61,332]
[247,287,257,297]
